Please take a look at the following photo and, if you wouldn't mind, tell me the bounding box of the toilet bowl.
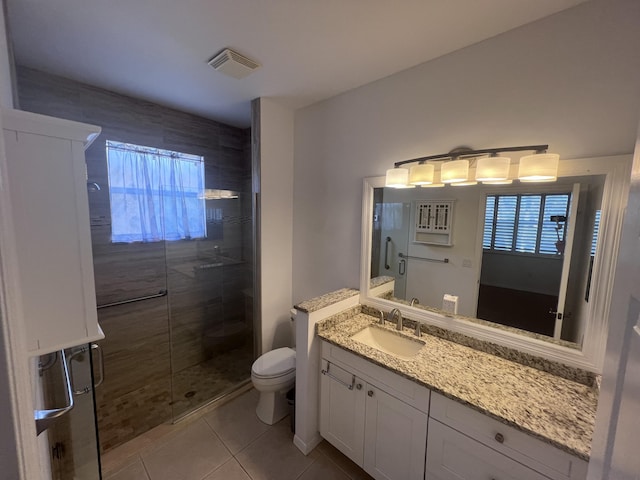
[251,347,296,424]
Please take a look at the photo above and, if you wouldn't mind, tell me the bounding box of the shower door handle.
[68,343,104,395]
[35,350,74,435]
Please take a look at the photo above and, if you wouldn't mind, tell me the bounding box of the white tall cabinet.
[2,108,103,355]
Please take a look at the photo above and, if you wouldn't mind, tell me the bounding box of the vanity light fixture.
[408,163,434,185]
[518,153,560,182]
[483,179,513,185]
[441,159,469,184]
[385,144,557,188]
[452,181,478,186]
[385,167,410,188]
[475,156,510,182]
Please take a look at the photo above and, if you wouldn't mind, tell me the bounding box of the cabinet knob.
[367,390,374,397]
[356,383,362,390]
[495,432,505,444]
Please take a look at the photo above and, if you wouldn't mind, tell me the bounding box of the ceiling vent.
[208,48,260,79]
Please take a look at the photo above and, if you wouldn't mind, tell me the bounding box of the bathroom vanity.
[316,310,592,480]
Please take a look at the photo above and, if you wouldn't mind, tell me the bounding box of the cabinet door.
[364,385,428,480]
[319,359,366,466]
[3,130,100,354]
[426,419,550,480]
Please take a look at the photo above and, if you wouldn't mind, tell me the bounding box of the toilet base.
[256,390,290,425]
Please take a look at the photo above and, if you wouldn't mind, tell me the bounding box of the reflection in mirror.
[370,175,605,347]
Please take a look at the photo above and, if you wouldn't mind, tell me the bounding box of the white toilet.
[251,310,297,425]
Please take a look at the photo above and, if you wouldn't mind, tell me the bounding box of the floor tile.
[297,452,352,480]
[103,457,150,480]
[202,458,251,480]
[317,441,374,480]
[235,421,318,480]
[203,389,270,454]
[141,420,231,480]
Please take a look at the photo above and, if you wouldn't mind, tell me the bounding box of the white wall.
[293,0,640,304]
[256,98,294,352]
[0,3,24,478]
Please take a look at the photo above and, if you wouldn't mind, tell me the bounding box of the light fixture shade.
[476,157,510,182]
[483,179,513,185]
[452,181,478,186]
[409,163,434,185]
[518,153,559,182]
[385,167,409,188]
[441,159,469,183]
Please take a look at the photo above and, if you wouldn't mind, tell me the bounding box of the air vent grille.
[208,48,260,79]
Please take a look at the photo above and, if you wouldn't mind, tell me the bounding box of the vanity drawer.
[426,418,550,480]
[430,392,587,480]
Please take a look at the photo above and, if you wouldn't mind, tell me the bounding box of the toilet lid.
[252,347,296,377]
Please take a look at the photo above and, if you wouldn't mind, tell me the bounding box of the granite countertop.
[294,288,359,313]
[317,312,598,461]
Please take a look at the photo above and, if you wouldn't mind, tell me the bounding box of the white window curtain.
[106,141,206,242]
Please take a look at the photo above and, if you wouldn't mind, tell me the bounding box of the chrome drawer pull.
[495,432,505,444]
[321,362,355,390]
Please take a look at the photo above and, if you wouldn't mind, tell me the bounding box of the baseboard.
[293,433,322,455]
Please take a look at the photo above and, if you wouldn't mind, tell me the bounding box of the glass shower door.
[37,344,102,479]
[166,190,255,419]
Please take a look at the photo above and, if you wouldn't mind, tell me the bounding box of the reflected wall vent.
[208,48,261,79]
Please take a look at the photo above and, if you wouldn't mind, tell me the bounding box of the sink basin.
[351,326,425,360]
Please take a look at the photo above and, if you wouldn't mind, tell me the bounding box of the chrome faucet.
[378,309,385,325]
[410,297,419,307]
[389,308,403,331]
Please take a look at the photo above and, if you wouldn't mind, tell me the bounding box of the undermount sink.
[351,325,425,360]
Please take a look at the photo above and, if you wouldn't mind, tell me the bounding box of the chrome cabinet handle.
[321,362,355,390]
[367,390,374,397]
[34,350,74,435]
[495,432,505,444]
[356,383,362,390]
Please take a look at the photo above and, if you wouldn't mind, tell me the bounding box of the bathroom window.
[482,192,571,256]
[106,140,206,242]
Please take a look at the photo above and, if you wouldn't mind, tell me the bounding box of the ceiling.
[7,0,588,128]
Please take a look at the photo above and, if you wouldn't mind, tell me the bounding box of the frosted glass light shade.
[483,179,513,185]
[518,153,559,182]
[452,181,478,186]
[476,157,510,182]
[409,163,434,185]
[441,159,469,183]
[385,167,409,188]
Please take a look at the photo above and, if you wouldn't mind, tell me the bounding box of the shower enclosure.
[17,66,256,453]
[89,135,254,452]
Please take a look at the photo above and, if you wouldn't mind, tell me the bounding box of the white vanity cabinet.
[319,342,429,480]
[425,392,588,480]
[2,109,104,355]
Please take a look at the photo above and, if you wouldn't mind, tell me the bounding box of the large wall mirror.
[360,156,631,372]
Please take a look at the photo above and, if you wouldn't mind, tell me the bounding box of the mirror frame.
[360,155,632,372]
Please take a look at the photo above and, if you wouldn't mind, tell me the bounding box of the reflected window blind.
[483,192,570,256]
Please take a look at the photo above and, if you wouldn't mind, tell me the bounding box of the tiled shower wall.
[16,66,253,451]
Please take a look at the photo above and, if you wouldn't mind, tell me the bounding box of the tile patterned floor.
[102,388,373,480]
